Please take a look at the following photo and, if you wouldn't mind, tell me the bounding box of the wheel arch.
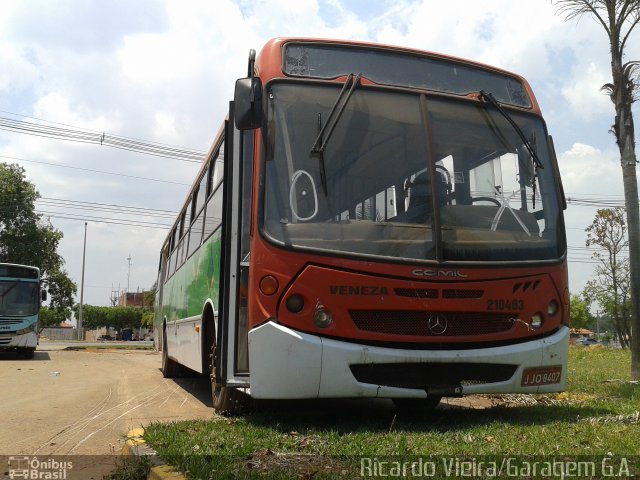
[201,299,217,373]
[159,316,168,352]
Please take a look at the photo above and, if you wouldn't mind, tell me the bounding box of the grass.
[103,455,151,480]
[142,346,640,478]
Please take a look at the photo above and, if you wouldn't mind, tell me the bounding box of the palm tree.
[555,0,640,378]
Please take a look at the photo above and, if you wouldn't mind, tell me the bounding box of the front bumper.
[248,322,568,399]
[0,331,38,349]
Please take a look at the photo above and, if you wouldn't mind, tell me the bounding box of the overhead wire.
[36,211,172,230]
[0,114,207,163]
[0,154,191,186]
[36,197,178,218]
[31,196,177,229]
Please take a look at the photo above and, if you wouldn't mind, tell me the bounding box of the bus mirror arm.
[234,49,263,130]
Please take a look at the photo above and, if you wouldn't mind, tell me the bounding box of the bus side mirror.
[234,76,263,130]
[41,290,47,301]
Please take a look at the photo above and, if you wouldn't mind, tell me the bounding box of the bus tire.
[392,396,442,412]
[22,348,35,359]
[210,344,245,415]
[161,328,181,378]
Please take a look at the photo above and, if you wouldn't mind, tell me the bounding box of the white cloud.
[559,142,622,194]
[374,0,564,74]
[0,44,39,92]
[153,112,178,142]
[561,62,611,119]
[32,92,117,132]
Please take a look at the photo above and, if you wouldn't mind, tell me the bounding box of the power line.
[0,114,207,163]
[0,154,191,186]
[36,210,172,229]
[566,198,625,208]
[0,196,178,216]
[31,196,178,229]
[37,197,178,215]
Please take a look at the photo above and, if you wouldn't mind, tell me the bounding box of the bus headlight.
[15,325,35,334]
[314,307,333,328]
[547,300,559,316]
[530,314,543,329]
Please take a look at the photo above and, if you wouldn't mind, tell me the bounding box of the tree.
[74,304,144,334]
[0,163,77,317]
[583,208,632,347]
[555,0,640,378]
[42,268,77,328]
[141,283,157,327]
[570,293,596,330]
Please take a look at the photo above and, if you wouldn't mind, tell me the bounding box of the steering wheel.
[471,196,501,206]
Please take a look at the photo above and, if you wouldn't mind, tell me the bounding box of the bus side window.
[196,174,208,213]
[187,209,204,258]
[206,143,224,198]
[203,183,223,240]
[213,157,224,192]
[184,199,192,229]
[167,247,176,279]
[178,211,185,239]
[190,188,199,224]
[165,228,177,279]
[206,154,216,198]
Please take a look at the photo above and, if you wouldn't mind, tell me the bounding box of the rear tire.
[161,328,181,378]
[210,344,246,415]
[393,396,442,412]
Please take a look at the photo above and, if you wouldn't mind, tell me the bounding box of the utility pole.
[126,254,131,306]
[78,222,87,341]
[110,284,120,306]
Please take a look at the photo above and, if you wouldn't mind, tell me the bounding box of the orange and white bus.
[155,38,569,413]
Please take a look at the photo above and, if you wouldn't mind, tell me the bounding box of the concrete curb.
[122,428,186,480]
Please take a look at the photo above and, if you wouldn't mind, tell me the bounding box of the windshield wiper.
[479,90,544,171]
[310,73,362,195]
[0,280,20,298]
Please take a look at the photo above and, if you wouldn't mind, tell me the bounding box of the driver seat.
[393,172,433,224]
[395,171,449,223]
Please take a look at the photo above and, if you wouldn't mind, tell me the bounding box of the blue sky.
[0,0,638,307]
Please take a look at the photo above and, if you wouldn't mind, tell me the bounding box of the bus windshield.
[0,280,39,316]
[263,82,563,263]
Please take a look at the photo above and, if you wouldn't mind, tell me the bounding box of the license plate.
[521,366,562,387]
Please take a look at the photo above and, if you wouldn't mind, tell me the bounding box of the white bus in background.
[0,263,46,359]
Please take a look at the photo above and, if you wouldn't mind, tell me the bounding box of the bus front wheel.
[210,344,245,415]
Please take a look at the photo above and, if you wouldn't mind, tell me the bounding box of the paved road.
[0,345,213,478]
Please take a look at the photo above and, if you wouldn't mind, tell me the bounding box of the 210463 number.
[487,299,525,311]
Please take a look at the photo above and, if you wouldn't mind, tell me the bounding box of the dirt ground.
[0,346,213,479]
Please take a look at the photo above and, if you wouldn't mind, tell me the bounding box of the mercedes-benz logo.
[427,313,448,335]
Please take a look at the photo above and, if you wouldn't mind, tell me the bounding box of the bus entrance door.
[216,102,252,405]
